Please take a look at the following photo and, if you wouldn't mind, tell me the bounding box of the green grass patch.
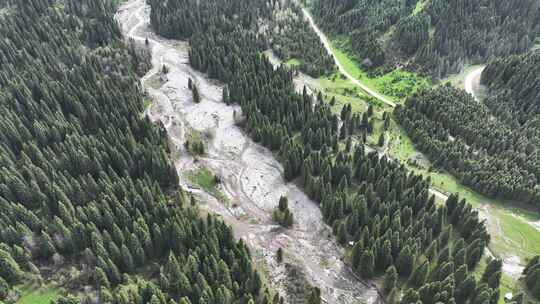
[143,98,153,109]
[17,284,61,304]
[285,58,301,67]
[386,116,540,265]
[493,210,540,259]
[318,73,392,114]
[329,39,430,101]
[375,69,431,98]
[187,167,229,205]
[185,128,210,156]
[188,167,217,191]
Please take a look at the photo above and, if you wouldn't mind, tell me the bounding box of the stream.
[116,1,380,303]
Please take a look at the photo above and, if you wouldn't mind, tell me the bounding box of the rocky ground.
[116,2,380,303]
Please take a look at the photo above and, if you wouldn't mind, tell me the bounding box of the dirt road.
[464,66,486,101]
[116,1,380,303]
[300,8,396,108]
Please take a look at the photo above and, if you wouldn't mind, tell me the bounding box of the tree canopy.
[311,0,540,77]
[0,0,269,303]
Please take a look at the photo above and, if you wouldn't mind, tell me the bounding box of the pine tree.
[455,274,476,303]
[276,248,283,263]
[40,232,56,259]
[0,249,23,283]
[378,133,385,147]
[383,266,398,294]
[401,288,420,304]
[95,267,110,289]
[337,222,347,245]
[278,196,288,212]
[396,245,414,277]
[359,249,375,278]
[307,287,321,304]
[223,86,230,105]
[121,245,135,272]
[409,261,428,287]
[351,241,363,269]
[532,279,540,299]
[0,277,9,300]
[482,259,502,284]
[192,85,201,103]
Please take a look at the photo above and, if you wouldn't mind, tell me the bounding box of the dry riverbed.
[116,1,379,303]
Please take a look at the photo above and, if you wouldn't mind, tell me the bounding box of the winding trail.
[301,8,396,108]
[116,1,380,303]
[464,66,486,101]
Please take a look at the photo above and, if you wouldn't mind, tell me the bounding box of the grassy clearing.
[386,119,540,257]
[318,75,370,112]
[17,285,61,304]
[187,167,229,205]
[285,58,301,67]
[383,115,540,303]
[329,39,430,102]
[318,73,393,113]
[493,210,540,258]
[317,72,392,148]
[185,127,210,156]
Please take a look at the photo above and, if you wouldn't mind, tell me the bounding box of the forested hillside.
[0,0,268,303]
[482,51,540,131]
[149,0,501,303]
[269,4,336,77]
[395,85,540,204]
[311,0,540,77]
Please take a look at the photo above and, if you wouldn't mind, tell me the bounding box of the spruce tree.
[383,266,398,294]
[359,249,375,278]
[276,248,283,263]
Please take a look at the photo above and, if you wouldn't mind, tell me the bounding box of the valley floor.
[116,1,381,303]
[112,1,540,303]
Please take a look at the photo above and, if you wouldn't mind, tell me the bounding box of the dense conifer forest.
[523,255,540,299]
[395,84,540,204]
[269,4,336,77]
[149,0,501,303]
[482,51,540,131]
[0,0,269,303]
[311,0,540,77]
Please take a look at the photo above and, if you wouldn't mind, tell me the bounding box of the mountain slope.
[0,0,266,303]
[311,0,540,77]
